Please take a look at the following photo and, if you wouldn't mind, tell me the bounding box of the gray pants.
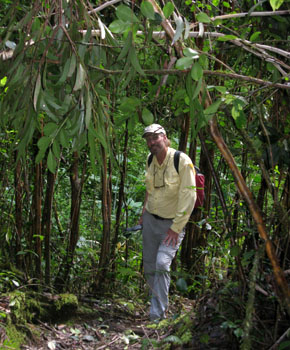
[142,211,185,321]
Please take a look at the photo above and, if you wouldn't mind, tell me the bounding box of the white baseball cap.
[142,124,166,137]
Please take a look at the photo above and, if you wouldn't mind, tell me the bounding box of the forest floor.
[2,289,288,349]
[13,293,232,350]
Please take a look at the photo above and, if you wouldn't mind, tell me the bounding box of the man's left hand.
[163,228,179,247]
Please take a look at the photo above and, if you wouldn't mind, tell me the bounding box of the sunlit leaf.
[141,1,155,20]
[196,12,211,23]
[142,108,154,125]
[163,2,174,18]
[183,48,199,57]
[217,35,238,41]
[176,57,196,70]
[172,13,184,43]
[270,0,284,10]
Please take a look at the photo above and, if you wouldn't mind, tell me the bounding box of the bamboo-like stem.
[241,246,264,350]
[209,116,290,315]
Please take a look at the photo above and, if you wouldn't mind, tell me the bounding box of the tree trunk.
[34,160,42,280]
[55,151,86,291]
[111,123,129,264]
[14,155,23,269]
[208,116,290,315]
[96,146,112,289]
[42,169,57,286]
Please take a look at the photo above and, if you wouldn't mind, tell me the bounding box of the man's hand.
[163,228,179,247]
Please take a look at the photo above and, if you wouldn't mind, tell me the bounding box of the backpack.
[147,151,205,209]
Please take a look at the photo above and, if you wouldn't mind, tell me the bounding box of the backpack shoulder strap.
[147,153,154,167]
[174,151,181,173]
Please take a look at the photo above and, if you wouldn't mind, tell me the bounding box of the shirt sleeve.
[170,155,197,233]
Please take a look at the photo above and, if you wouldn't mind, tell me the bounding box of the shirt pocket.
[165,167,180,188]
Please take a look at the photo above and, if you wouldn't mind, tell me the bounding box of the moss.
[1,323,26,350]
[54,293,78,320]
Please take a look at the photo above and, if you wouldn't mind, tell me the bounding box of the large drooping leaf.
[191,62,203,81]
[142,108,154,125]
[140,1,155,20]
[129,46,145,75]
[116,5,139,23]
[163,2,174,18]
[47,148,57,173]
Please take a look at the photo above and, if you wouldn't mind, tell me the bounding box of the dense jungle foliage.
[0,0,289,349]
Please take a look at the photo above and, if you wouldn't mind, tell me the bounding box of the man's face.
[145,133,167,155]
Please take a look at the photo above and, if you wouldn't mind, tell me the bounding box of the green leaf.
[142,108,154,125]
[192,78,203,100]
[33,74,42,111]
[176,278,188,292]
[176,57,196,70]
[56,58,71,85]
[163,2,174,18]
[37,136,51,152]
[270,0,284,10]
[73,64,86,91]
[250,31,261,42]
[109,20,128,33]
[279,341,290,350]
[196,12,211,23]
[230,245,240,257]
[191,62,203,81]
[85,90,92,128]
[117,31,132,61]
[52,140,61,159]
[119,97,141,113]
[129,46,145,75]
[47,149,57,173]
[67,54,77,78]
[217,35,238,41]
[58,129,70,148]
[214,86,227,93]
[141,1,155,20]
[204,99,221,116]
[153,12,163,25]
[116,5,139,23]
[43,122,58,136]
[183,48,199,58]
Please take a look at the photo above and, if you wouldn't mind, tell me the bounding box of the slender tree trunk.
[96,146,112,289]
[34,160,42,280]
[111,123,129,263]
[55,151,86,291]
[178,113,190,152]
[208,116,290,315]
[42,169,57,286]
[14,155,23,268]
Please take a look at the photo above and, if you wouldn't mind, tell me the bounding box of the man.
[139,123,197,321]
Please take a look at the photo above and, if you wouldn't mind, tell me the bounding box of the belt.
[151,213,173,221]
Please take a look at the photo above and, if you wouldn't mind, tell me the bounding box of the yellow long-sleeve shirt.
[145,147,197,234]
